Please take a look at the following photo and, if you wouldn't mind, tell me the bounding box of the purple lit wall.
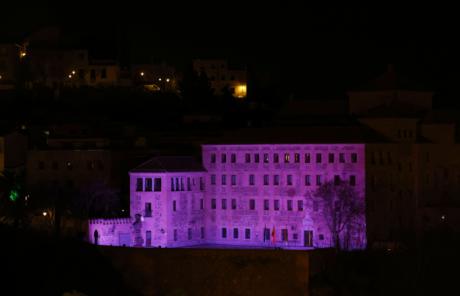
[89,144,366,250]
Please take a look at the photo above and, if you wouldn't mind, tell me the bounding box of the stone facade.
[89,144,366,250]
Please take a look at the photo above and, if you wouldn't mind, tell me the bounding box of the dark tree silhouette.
[314,180,365,250]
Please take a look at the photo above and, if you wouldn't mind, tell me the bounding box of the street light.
[42,211,47,217]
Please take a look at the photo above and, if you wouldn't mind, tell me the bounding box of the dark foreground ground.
[2,225,460,296]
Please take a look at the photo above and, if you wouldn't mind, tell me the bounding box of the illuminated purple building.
[89,144,366,249]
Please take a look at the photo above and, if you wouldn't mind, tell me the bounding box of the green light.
[9,189,18,202]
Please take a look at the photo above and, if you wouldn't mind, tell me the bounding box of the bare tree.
[74,181,120,219]
[314,180,365,250]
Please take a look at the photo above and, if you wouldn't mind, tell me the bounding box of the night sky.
[2,2,460,100]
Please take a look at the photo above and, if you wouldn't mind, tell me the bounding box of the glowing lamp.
[140,72,145,76]
[441,215,446,220]
[71,70,76,75]
[166,78,170,82]
[9,190,18,202]
[158,78,162,81]
[68,74,72,78]
[20,51,27,58]
[0,75,2,79]
[42,211,47,217]
[234,84,247,98]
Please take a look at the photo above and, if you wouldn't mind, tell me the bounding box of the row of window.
[210,198,308,211]
[173,227,205,241]
[210,152,358,164]
[172,199,204,212]
[136,178,162,192]
[37,160,103,171]
[211,174,356,186]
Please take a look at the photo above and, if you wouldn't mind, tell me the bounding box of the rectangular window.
[221,174,227,185]
[200,199,204,210]
[316,175,322,186]
[328,153,334,163]
[201,227,205,239]
[211,153,216,163]
[233,228,239,239]
[145,202,152,217]
[334,175,340,185]
[264,228,270,241]
[221,153,227,163]
[284,153,290,163]
[136,178,143,192]
[287,175,293,185]
[211,174,216,185]
[305,153,311,163]
[274,175,280,186]
[249,174,255,186]
[316,153,322,163]
[263,153,269,163]
[263,175,269,185]
[180,178,185,191]
[254,154,260,163]
[294,153,300,163]
[222,228,227,238]
[231,153,236,163]
[154,178,162,192]
[274,200,280,211]
[287,200,293,211]
[173,200,177,212]
[298,200,304,211]
[245,153,251,163]
[250,199,255,210]
[174,229,178,241]
[199,177,204,191]
[231,198,237,210]
[231,175,237,185]
[222,199,227,210]
[351,153,358,163]
[339,153,345,163]
[245,228,251,239]
[274,153,279,163]
[171,177,175,191]
[264,199,269,210]
[187,177,191,191]
[175,178,180,191]
[305,175,311,186]
[188,228,192,240]
[211,198,216,209]
[146,178,153,191]
[350,175,356,186]
[282,229,288,241]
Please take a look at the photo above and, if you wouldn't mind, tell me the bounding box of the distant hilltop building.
[192,59,247,98]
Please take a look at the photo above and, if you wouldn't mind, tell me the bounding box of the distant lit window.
[145,178,153,191]
[305,153,311,163]
[294,153,300,163]
[284,153,290,163]
[263,153,269,163]
[305,175,311,186]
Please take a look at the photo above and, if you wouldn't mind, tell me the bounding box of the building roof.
[203,125,390,145]
[350,64,430,92]
[358,101,425,119]
[130,156,205,173]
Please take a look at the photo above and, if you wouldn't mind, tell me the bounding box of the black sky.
[2,2,460,97]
